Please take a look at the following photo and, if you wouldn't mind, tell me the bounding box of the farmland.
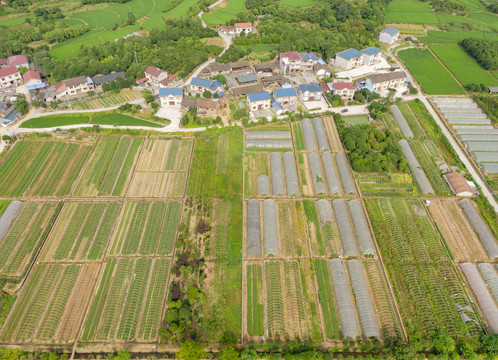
[398,48,464,95]
[202,0,246,26]
[21,113,162,129]
[72,90,143,110]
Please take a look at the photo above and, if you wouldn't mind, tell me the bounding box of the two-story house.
[235,22,253,35]
[248,91,271,111]
[379,27,400,45]
[23,70,42,87]
[188,77,222,94]
[55,76,94,98]
[361,47,383,65]
[159,87,183,107]
[273,88,297,106]
[7,55,29,69]
[0,66,22,88]
[364,71,406,92]
[334,48,364,70]
[144,66,168,86]
[279,51,302,74]
[330,82,356,100]
[298,84,322,102]
[299,53,319,71]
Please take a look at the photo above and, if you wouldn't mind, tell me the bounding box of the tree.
[430,329,455,356]
[218,346,239,360]
[480,334,498,356]
[176,340,207,360]
[203,90,212,99]
[142,91,155,104]
[126,12,136,26]
[391,343,417,360]
[13,98,29,115]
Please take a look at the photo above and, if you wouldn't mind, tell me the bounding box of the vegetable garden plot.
[110,201,181,256]
[74,137,144,197]
[128,171,187,197]
[409,140,450,195]
[357,173,418,197]
[313,260,341,340]
[265,261,285,337]
[277,201,308,257]
[136,139,192,171]
[0,140,91,197]
[0,202,58,279]
[246,263,264,337]
[246,199,262,257]
[0,201,23,240]
[398,139,434,195]
[304,200,340,257]
[0,263,99,344]
[82,257,171,342]
[263,199,280,256]
[428,200,488,262]
[245,152,269,197]
[40,202,121,262]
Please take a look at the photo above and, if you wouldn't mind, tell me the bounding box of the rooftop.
[336,48,363,60]
[235,22,252,28]
[333,82,355,90]
[196,99,218,109]
[299,84,322,93]
[145,66,166,78]
[280,51,301,61]
[300,53,319,61]
[159,87,183,96]
[274,88,297,98]
[232,84,264,96]
[91,71,125,85]
[0,66,20,77]
[381,27,400,36]
[191,77,222,91]
[237,75,258,84]
[368,71,406,84]
[362,47,382,55]
[445,172,473,195]
[64,76,87,88]
[23,70,41,83]
[7,55,28,66]
[248,91,270,102]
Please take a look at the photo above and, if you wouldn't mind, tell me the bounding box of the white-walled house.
[0,66,22,89]
[279,51,302,74]
[273,88,297,106]
[364,71,406,92]
[235,22,253,35]
[248,91,271,111]
[144,66,168,86]
[379,27,400,45]
[159,87,183,107]
[22,70,42,87]
[298,84,322,102]
[330,82,356,100]
[361,47,383,65]
[334,48,364,70]
[55,76,94,98]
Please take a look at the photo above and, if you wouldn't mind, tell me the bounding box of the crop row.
[314,260,341,340]
[283,261,307,338]
[265,261,285,337]
[246,263,264,336]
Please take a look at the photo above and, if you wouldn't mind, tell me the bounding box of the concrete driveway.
[155,106,182,129]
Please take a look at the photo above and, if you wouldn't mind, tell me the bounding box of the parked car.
[341,108,348,113]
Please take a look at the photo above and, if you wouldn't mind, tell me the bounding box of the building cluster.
[334,47,383,70]
[218,22,254,36]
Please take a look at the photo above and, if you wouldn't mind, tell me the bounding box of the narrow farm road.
[198,0,225,28]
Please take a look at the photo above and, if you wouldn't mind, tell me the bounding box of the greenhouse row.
[301,118,331,152]
[301,118,318,151]
[270,152,285,196]
[316,199,334,225]
[246,199,280,256]
[0,201,23,241]
[328,259,381,338]
[398,139,435,195]
[246,139,293,149]
[312,117,330,151]
[257,175,270,196]
[246,131,291,140]
[246,199,262,257]
[263,199,279,255]
[283,152,300,196]
[390,105,413,139]
[321,152,342,194]
[459,199,498,259]
[335,152,357,195]
[348,200,376,257]
[459,263,498,334]
[308,153,327,195]
[477,263,498,305]
[332,199,359,258]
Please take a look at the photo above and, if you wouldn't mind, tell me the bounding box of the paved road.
[198,0,224,28]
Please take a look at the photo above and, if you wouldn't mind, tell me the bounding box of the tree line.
[460,38,498,70]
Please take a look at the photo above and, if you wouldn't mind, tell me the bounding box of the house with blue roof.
[273,88,297,106]
[298,84,322,102]
[248,91,271,111]
[271,99,284,115]
[334,48,364,70]
[299,53,319,71]
[159,87,183,107]
[379,27,400,45]
[361,47,383,65]
[188,77,222,94]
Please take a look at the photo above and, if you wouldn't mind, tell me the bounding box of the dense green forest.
[460,38,498,70]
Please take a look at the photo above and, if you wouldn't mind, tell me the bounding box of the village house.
[334,48,364,70]
[330,82,356,100]
[218,26,236,35]
[235,22,253,35]
[0,66,22,89]
[254,62,279,75]
[298,84,322,102]
[55,76,94,98]
[188,77,223,94]
[196,99,219,116]
[91,71,125,90]
[22,70,42,87]
[313,63,332,78]
[444,172,474,197]
[144,66,168,86]
[279,51,302,74]
[159,87,183,107]
[362,71,406,92]
[271,99,284,115]
[300,53,319,71]
[232,84,264,98]
[1,55,29,70]
[181,97,197,111]
[248,91,271,111]
[273,88,297,106]
[379,27,400,45]
[237,74,258,86]
[361,47,383,65]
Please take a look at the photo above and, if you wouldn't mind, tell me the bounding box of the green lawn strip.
[343,115,369,126]
[303,201,326,256]
[420,30,498,44]
[279,0,315,7]
[398,48,464,95]
[386,0,440,24]
[22,113,161,128]
[430,44,498,87]
[313,260,340,339]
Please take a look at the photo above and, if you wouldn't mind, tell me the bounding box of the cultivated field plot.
[74,136,144,197]
[202,0,245,25]
[109,201,181,256]
[39,202,122,262]
[81,257,171,342]
[73,90,143,110]
[0,202,59,279]
[128,138,192,197]
[0,263,100,344]
[386,0,439,24]
[365,198,482,338]
[0,140,91,197]
[356,173,418,197]
[428,200,488,262]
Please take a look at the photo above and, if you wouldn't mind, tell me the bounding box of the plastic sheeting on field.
[246,139,293,149]
[390,105,413,139]
[257,175,270,196]
[460,263,498,334]
[301,118,317,151]
[0,201,23,241]
[335,152,357,195]
[348,200,375,256]
[312,117,330,151]
[308,153,327,195]
[459,199,498,259]
[246,131,292,140]
[328,259,360,338]
[270,152,285,196]
[316,199,334,225]
[347,260,380,338]
[332,199,359,257]
[477,263,498,304]
[283,152,300,195]
[246,199,261,257]
[263,199,279,255]
[398,139,435,195]
[321,152,342,194]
